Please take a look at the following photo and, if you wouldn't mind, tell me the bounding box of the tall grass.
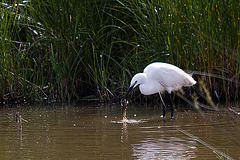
[0,0,240,103]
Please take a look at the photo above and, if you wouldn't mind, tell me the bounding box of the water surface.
[0,103,240,159]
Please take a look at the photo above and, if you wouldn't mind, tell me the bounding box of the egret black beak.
[122,81,137,100]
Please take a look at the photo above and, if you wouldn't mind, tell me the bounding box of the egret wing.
[144,62,193,92]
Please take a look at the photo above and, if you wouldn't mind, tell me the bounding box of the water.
[0,103,240,159]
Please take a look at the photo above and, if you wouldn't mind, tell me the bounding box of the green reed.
[0,0,240,103]
[116,0,240,101]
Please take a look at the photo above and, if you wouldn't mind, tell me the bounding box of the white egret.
[122,62,196,119]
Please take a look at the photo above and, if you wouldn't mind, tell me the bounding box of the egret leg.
[169,93,174,119]
[159,92,166,118]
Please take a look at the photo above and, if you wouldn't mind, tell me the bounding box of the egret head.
[122,73,146,100]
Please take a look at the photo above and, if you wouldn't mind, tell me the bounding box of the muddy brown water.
[0,103,240,159]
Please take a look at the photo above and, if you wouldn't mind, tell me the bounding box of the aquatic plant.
[0,0,240,103]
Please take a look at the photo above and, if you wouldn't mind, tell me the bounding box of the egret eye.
[132,81,137,87]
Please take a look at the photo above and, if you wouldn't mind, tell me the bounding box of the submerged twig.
[16,112,28,123]
[229,107,240,115]
[180,130,234,160]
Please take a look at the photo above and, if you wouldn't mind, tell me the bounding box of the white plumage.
[131,62,196,94]
[122,62,196,119]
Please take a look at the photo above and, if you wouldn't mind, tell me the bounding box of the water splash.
[111,119,147,124]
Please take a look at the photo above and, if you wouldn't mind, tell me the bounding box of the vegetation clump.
[0,0,240,103]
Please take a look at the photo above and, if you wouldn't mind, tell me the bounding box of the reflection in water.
[132,136,197,160]
[120,119,146,143]
[121,122,128,143]
[0,104,240,159]
[120,118,197,159]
